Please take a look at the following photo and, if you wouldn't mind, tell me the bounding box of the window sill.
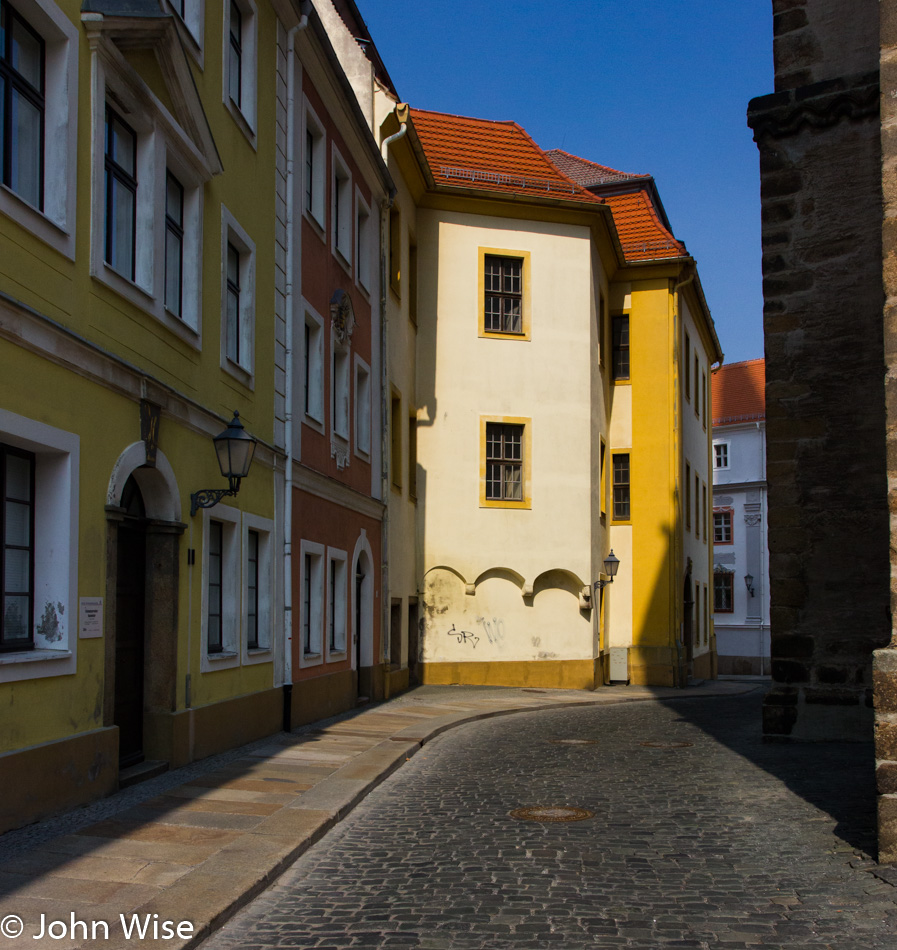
[246,647,270,656]
[303,207,326,242]
[613,378,632,386]
[0,184,74,260]
[327,650,347,662]
[611,519,632,526]
[222,357,254,391]
[479,330,530,342]
[332,245,352,278]
[207,650,238,662]
[225,98,257,149]
[0,648,72,666]
[303,413,325,436]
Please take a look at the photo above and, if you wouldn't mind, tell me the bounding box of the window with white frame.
[713,442,729,470]
[166,0,203,57]
[0,409,78,684]
[327,550,347,655]
[202,506,271,669]
[104,105,137,281]
[88,29,208,339]
[299,540,324,661]
[331,145,351,265]
[303,100,325,229]
[332,343,349,440]
[222,0,256,139]
[303,307,324,425]
[354,357,371,458]
[242,512,272,659]
[203,507,240,663]
[0,0,78,259]
[355,188,371,291]
[221,206,255,380]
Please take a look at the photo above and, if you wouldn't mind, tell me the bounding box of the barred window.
[484,256,523,334]
[486,423,523,501]
[612,453,630,521]
[207,520,223,653]
[1,444,34,652]
[714,570,734,613]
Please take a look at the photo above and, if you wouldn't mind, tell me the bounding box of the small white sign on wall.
[79,598,103,639]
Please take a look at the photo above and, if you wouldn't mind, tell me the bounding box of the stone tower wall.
[748,0,889,744]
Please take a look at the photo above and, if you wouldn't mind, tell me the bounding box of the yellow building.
[375,109,722,690]
[0,0,297,831]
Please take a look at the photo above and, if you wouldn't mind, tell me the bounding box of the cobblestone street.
[202,690,897,949]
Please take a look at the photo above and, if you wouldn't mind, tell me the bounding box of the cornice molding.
[747,72,880,142]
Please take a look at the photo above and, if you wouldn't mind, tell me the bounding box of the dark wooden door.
[115,519,146,767]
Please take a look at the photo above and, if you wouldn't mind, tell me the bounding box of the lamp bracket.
[190,486,238,517]
[594,577,614,591]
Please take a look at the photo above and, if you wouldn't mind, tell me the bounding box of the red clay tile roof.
[712,359,765,426]
[546,149,686,261]
[409,108,603,206]
[545,149,651,187]
[602,191,687,262]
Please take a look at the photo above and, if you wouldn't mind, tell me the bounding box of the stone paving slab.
[0,681,756,950]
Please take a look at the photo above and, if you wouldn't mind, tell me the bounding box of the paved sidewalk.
[0,682,756,949]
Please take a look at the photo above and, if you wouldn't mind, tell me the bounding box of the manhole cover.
[549,739,598,746]
[639,741,693,749]
[509,806,594,822]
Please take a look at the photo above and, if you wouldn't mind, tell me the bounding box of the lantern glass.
[744,573,754,591]
[604,550,620,578]
[213,412,257,479]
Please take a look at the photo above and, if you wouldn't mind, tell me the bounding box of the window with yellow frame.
[478,247,531,340]
[479,415,532,509]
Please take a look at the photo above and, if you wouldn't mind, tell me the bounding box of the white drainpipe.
[282,3,310,706]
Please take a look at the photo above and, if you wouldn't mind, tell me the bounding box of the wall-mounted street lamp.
[190,411,257,517]
[744,573,755,597]
[594,551,621,591]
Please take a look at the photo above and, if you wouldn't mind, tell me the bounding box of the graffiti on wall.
[476,616,506,646]
[446,623,479,648]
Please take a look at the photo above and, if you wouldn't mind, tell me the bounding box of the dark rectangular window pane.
[1,444,34,651]
[612,316,630,380]
[164,172,184,316]
[247,529,259,649]
[104,107,137,280]
[226,242,240,363]
[484,256,523,334]
[208,521,223,652]
[613,454,630,521]
[485,422,524,501]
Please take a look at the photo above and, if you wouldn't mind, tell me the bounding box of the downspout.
[282,1,310,731]
[378,106,407,674]
[671,264,695,687]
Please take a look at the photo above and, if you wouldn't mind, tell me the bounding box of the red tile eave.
[711,359,766,425]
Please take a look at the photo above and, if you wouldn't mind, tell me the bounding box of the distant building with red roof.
[711,359,769,677]
[712,358,766,426]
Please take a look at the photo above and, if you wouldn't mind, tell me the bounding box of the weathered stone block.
[804,687,861,705]
[761,171,804,199]
[763,272,815,297]
[773,8,808,35]
[875,721,897,761]
[878,795,897,863]
[816,665,848,684]
[772,659,809,684]
[771,635,815,658]
[873,667,897,712]
[877,763,897,795]
[762,701,798,735]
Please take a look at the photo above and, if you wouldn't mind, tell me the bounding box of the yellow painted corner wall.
[628,280,676,654]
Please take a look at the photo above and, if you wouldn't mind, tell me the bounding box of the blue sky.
[357,0,774,365]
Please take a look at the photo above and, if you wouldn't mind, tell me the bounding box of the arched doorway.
[106,442,183,769]
[115,476,147,767]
